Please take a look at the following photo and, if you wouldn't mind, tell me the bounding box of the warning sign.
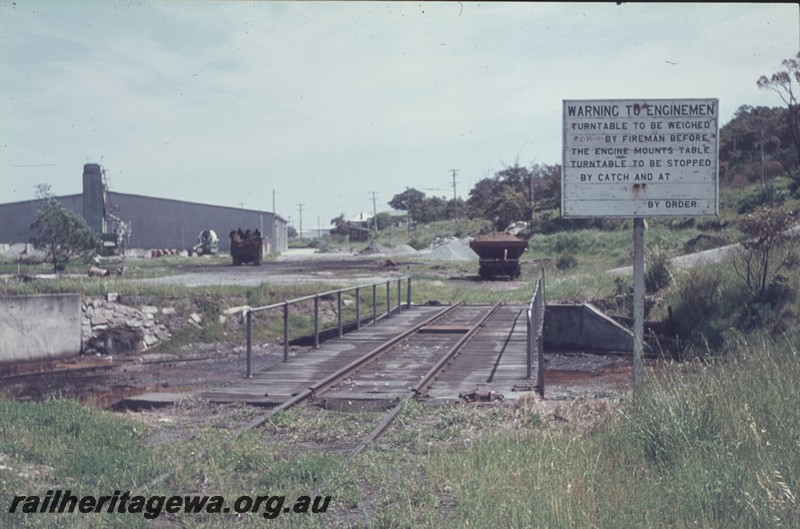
[562,99,719,218]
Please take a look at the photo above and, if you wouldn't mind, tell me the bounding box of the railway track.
[138,302,507,492]
[231,302,500,433]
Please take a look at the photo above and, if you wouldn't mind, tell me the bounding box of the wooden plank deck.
[121,303,541,409]
[200,305,446,405]
[424,304,538,401]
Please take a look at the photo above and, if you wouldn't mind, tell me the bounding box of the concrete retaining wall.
[544,303,633,353]
[0,294,82,362]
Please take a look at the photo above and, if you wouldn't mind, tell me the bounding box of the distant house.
[349,225,371,242]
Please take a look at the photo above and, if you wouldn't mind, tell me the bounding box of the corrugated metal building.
[0,164,288,253]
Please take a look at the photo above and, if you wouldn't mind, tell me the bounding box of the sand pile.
[428,237,479,261]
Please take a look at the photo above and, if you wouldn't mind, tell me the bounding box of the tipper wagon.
[469,232,528,279]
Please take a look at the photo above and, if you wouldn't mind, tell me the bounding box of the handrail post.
[356,286,361,330]
[372,284,377,325]
[537,297,545,395]
[337,291,343,338]
[283,302,289,362]
[246,309,253,378]
[386,281,391,318]
[314,295,320,348]
[526,308,532,380]
[246,278,412,372]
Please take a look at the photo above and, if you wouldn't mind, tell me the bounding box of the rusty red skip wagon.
[468,232,528,280]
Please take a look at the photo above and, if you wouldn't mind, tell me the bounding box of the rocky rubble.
[81,297,174,355]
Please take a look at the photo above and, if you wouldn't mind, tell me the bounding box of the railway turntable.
[197,302,542,409]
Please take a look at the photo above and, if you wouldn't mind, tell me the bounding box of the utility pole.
[406,187,411,234]
[371,192,378,232]
[451,169,459,223]
[529,167,534,223]
[297,203,304,239]
[272,190,277,252]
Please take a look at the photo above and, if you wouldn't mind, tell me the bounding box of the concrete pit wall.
[544,303,633,353]
[1,294,82,362]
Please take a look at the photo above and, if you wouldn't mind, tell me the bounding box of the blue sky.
[2,2,798,233]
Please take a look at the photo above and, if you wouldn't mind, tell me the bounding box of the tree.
[30,198,99,273]
[719,105,789,185]
[758,53,800,195]
[487,187,529,231]
[531,163,562,211]
[373,212,396,230]
[495,164,534,220]
[329,214,349,236]
[466,177,504,220]
[417,196,448,223]
[388,187,426,221]
[466,163,563,224]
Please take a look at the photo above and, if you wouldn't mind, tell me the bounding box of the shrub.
[644,241,673,294]
[669,268,743,352]
[736,183,786,213]
[555,253,577,270]
[732,206,798,300]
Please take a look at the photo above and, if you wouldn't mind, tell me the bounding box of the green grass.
[1,400,166,528]
[308,336,798,529]
[5,338,797,529]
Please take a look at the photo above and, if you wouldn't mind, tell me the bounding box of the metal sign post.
[562,98,719,386]
[632,218,645,384]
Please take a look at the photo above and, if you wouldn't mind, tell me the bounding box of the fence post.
[407,277,412,308]
[283,302,289,362]
[246,309,253,378]
[397,280,401,313]
[337,291,343,338]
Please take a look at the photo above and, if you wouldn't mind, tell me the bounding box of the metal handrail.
[526,272,545,396]
[241,277,412,377]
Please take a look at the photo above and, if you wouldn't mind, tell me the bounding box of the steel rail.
[414,301,502,398]
[138,302,503,497]
[348,302,502,458]
[323,302,504,487]
[231,301,464,436]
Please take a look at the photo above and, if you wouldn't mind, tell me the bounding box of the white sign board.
[562,98,719,218]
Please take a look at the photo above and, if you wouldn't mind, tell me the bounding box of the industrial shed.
[0,164,288,254]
